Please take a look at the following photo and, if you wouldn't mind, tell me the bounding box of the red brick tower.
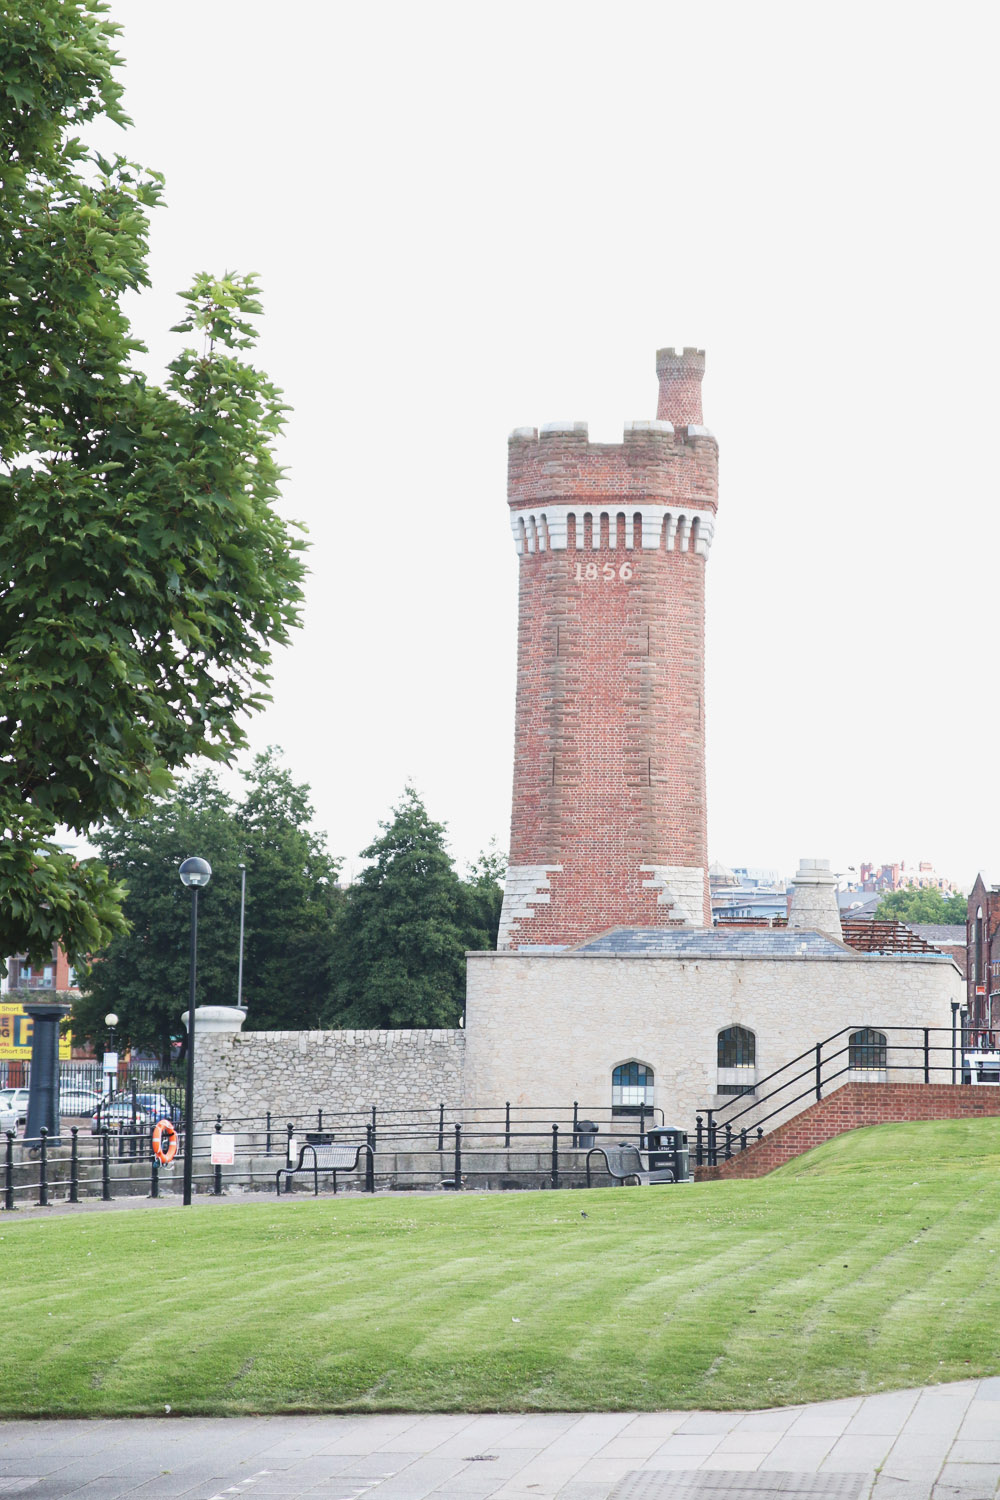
[498,348,718,950]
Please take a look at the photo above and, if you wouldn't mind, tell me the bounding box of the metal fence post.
[150,1153,159,1198]
[639,1103,647,1149]
[70,1127,79,1204]
[265,1110,272,1156]
[213,1115,223,1196]
[366,1123,375,1192]
[924,1029,930,1085]
[317,1107,323,1135]
[695,1115,703,1167]
[101,1128,111,1201]
[740,1128,747,1153]
[454,1123,462,1189]
[3,1130,13,1211]
[504,1101,511,1149]
[286,1121,294,1164]
[38,1127,49,1206]
[130,1081,138,1158]
[815,1042,823,1101]
[724,1123,733,1161]
[551,1122,559,1189]
[572,1101,579,1148]
[952,1001,959,1084]
[437,1102,444,1153]
[707,1111,717,1167]
[371,1105,377,1153]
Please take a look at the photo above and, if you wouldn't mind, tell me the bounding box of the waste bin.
[645,1126,690,1182]
[576,1120,599,1148]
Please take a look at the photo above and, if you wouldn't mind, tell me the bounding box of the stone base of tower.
[498,861,709,950]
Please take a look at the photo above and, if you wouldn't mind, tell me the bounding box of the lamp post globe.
[179,856,211,1205]
[179,857,212,889]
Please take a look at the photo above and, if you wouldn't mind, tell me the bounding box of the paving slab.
[5,1380,1000,1500]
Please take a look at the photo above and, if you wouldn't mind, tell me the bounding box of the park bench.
[584,1143,679,1187]
[275,1141,373,1196]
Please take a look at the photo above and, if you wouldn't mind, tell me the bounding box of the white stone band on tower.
[509,504,715,557]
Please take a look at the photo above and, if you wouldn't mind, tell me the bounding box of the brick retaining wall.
[696,1082,1000,1180]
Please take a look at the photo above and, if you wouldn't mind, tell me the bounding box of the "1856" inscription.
[574,561,633,582]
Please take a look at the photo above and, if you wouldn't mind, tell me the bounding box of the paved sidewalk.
[2,1382,999,1500]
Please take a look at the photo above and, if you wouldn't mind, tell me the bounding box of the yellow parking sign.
[0,1003,72,1060]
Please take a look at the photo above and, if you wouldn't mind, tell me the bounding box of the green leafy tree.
[0,1,305,968]
[324,788,471,1029]
[73,755,341,1061]
[461,841,507,952]
[874,887,968,925]
[234,749,343,1030]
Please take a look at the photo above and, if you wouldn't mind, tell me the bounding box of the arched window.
[849,1028,887,1072]
[717,1026,756,1095]
[612,1061,654,1113]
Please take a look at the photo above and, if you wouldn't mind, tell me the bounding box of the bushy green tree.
[325,788,473,1029]
[234,749,342,1030]
[461,841,507,952]
[73,755,341,1061]
[0,1,305,967]
[874,887,967,925]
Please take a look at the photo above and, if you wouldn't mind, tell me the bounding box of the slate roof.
[908,924,966,944]
[570,927,854,958]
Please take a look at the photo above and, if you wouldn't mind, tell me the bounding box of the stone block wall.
[195,1028,465,1126]
[464,949,963,1130]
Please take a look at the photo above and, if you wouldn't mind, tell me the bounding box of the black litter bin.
[645,1126,690,1182]
[576,1120,599,1148]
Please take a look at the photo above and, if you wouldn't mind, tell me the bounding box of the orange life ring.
[152,1118,178,1165]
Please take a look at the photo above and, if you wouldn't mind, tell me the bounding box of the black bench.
[585,1143,678,1187]
[275,1142,373,1196]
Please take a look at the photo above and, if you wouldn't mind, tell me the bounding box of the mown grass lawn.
[4,1116,1000,1416]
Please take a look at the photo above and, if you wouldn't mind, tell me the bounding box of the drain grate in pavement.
[463,1455,500,1462]
[608,1474,869,1500]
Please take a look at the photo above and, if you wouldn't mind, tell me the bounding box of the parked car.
[59,1087,102,1117]
[0,1103,19,1136]
[0,1087,29,1125]
[91,1091,184,1132]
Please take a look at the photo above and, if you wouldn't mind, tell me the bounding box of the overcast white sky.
[89,0,999,892]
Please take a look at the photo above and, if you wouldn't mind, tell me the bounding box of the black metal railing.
[0,1099,664,1209]
[693,1022,975,1167]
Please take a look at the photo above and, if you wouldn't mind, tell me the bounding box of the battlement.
[507,419,717,510]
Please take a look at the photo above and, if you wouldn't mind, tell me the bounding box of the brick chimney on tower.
[498,348,718,949]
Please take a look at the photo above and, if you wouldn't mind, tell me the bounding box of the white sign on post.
[102,1051,118,1074]
[210,1134,235,1166]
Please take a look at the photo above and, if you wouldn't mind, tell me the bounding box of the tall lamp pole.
[237,862,247,1011]
[179,857,212,1206]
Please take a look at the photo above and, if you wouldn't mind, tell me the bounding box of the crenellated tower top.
[656,346,705,426]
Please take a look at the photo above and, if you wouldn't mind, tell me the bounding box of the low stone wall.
[195,1028,465,1125]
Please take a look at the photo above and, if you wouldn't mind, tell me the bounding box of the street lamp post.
[237,862,247,1011]
[103,1012,118,1100]
[179,857,211,1206]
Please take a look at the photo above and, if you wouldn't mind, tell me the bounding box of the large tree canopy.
[324,788,501,1030]
[873,887,967,926]
[73,753,342,1062]
[0,1,306,966]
